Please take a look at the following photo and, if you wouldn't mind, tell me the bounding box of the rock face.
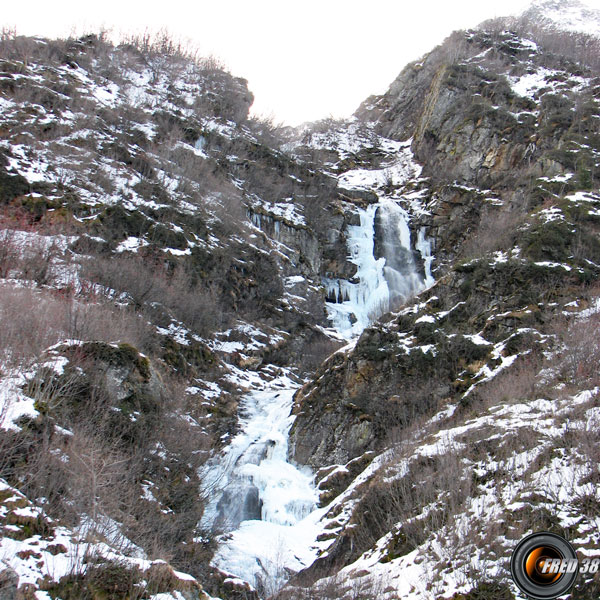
[0,569,18,600]
[288,308,483,469]
[290,16,600,483]
[357,28,598,191]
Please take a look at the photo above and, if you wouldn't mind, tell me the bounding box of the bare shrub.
[63,429,138,527]
[433,30,476,65]
[460,206,525,259]
[83,254,160,305]
[164,271,225,334]
[297,337,343,373]
[275,574,382,600]
[116,373,212,567]
[121,28,198,65]
[65,298,152,351]
[517,20,600,73]
[550,311,600,388]
[0,230,20,277]
[0,286,68,371]
[0,28,39,67]
[248,113,286,150]
[476,14,600,73]
[0,229,20,279]
[119,28,207,87]
[350,449,471,562]
[83,254,224,336]
[42,556,146,600]
[0,228,58,285]
[0,284,153,373]
[148,136,245,219]
[476,354,541,407]
[16,419,141,536]
[18,240,59,286]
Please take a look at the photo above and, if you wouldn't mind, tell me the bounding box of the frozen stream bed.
[201,372,325,594]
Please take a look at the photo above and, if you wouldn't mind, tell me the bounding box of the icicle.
[416,227,435,287]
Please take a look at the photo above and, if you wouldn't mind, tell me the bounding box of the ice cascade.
[200,375,323,592]
[325,198,432,336]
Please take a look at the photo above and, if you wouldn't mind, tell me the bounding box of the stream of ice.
[202,187,434,593]
[201,373,324,594]
[325,198,431,337]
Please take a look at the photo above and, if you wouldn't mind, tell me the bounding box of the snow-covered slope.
[0,30,437,599]
[522,0,600,37]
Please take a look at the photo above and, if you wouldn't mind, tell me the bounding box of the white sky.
[4,0,600,125]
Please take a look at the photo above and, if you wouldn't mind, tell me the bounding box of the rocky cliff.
[285,5,600,598]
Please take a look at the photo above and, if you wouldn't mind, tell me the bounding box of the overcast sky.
[4,0,600,125]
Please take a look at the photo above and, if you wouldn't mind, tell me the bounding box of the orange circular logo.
[511,532,578,600]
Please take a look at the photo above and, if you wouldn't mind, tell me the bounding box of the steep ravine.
[202,188,434,593]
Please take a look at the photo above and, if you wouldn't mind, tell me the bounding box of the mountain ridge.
[521,0,600,37]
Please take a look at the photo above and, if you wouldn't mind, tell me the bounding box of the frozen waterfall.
[325,199,432,337]
[200,374,323,593]
[201,383,317,532]
[200,198,434,592]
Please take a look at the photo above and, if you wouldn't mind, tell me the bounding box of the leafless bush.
[15,420,140,535]
[479,15,600,73]
[477,354,541,407]
[248,113,286,150]
[297,337,342,373]
[0,229,20,278]
[559,407,600,511]
[0,286,67,371]
[121,28,198,64]
[275,574,382,600]
[349,449,471,561]
[460,206,524,259]
[67,299,152,350]
[550,311,600,388]
[164,271,225,334]
[119,28,214,86]
[0,28,39,67]
[433,30,477,65]
[83,254,158,305]
[0,283,153,373]
[63,429,139,528]
[19,241,58,287]
[83,255,225,336]
[116,372,212,565]
[150,138,238,206]
[1,343,211,564]
[521,23,600,73]
[0,229,58,285]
